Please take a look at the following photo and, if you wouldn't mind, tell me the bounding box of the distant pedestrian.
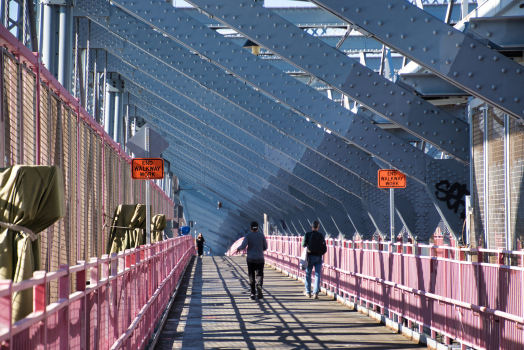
[237,221,268,300]
[302,220,327,299]
[196,233,206,258]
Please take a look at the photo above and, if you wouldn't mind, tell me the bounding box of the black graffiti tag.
[434,180,470,219]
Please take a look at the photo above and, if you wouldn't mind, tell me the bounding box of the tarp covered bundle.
[151,214,166,243]
[106,204,148,255]
[0,165,65,322]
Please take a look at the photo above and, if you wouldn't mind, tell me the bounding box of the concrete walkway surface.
[155,256,426,350]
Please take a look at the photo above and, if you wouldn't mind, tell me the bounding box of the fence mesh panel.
[3,53,20,166]
[70,110,78,291]
[60,106,71,269]
[472,109,485,248]
[48,93,62,301]
[21,67,36,165]
[487,108,506,250]
[509,120,524,251]
[39,83,49,165]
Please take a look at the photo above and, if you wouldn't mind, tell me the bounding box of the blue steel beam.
[125,84,369,237]
[163,141,314,226]
[90,34,377,237]
[165,137,346,237]
[146,106,354,237]
[155,120,319,221]
[86,4,465,207]
[307,0,524,121]
[181,4,470,29]
[126,80,408,239]
[86,12,462,239]
[131,98,344,234]
[172,0,469,161]
[144,108,364,237]
[122,72,387,238]
[102,1,468,173]
[168,161,292,231]
[89,3,470,238]
[168,152,308,237]
[85,19,444,240]
[175,165,303,236]
[176,196,248,241]
[107,45,441,240]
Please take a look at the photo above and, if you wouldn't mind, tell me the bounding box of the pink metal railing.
[226,236,524,350]
[0,236,195,349]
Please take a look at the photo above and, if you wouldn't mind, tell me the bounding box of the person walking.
[196,233,206,258]
[236,221,268,300]
[302,220,327,299]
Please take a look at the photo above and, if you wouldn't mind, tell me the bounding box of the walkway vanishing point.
[155,256,426,350]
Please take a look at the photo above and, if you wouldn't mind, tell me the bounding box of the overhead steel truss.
[80,2,467,241]
[178,0,470,162]
[307,0,524,121]
[21,0,487,247]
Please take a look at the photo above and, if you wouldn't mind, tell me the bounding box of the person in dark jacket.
[302,220,326,299]
[237,221,268,300]
[196,233,206,258]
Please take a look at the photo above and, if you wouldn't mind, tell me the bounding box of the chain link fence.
[0,48,175,299]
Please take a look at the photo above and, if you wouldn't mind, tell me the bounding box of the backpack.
[307,231,327,256]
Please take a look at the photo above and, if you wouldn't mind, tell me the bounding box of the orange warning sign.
[378,170,406,189]
[132,158,164,180]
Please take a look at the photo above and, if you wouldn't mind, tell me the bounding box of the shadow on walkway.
[155,256,425,350]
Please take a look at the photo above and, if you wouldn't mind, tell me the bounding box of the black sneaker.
[250,294,256,300]
[257,287,264,299]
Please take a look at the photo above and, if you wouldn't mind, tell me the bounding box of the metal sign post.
[377,169,407,246]
[390,188,394,244]
[145,126,150,244]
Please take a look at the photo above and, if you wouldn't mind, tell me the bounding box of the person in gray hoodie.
[236,221,268,300]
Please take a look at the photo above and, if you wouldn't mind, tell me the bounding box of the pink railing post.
[129,248,137,322]
[76,261,87,350]
[89,257,100,350]
[0,280,13,349]
[58,265,70,350]
[118,251,126,339]
[100,254,109,350]
[33,271,47,348]
[109,253,118,346]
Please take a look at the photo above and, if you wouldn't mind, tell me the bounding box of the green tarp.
[106,207,167,254]
[151,214,166,243]
[0,165,65,322]
[106,204,147,255]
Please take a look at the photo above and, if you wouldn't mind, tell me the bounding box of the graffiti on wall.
[434,180,470,219]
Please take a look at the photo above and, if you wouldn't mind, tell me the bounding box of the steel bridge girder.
[308,0,524,121]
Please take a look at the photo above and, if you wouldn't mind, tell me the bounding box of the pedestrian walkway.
[155,256,425,349]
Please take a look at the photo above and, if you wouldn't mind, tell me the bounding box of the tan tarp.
[0,165,65,322]
[106,204,148,255]
[151,214,166,243]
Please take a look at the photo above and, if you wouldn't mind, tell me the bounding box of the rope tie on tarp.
[0,221,38,241]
